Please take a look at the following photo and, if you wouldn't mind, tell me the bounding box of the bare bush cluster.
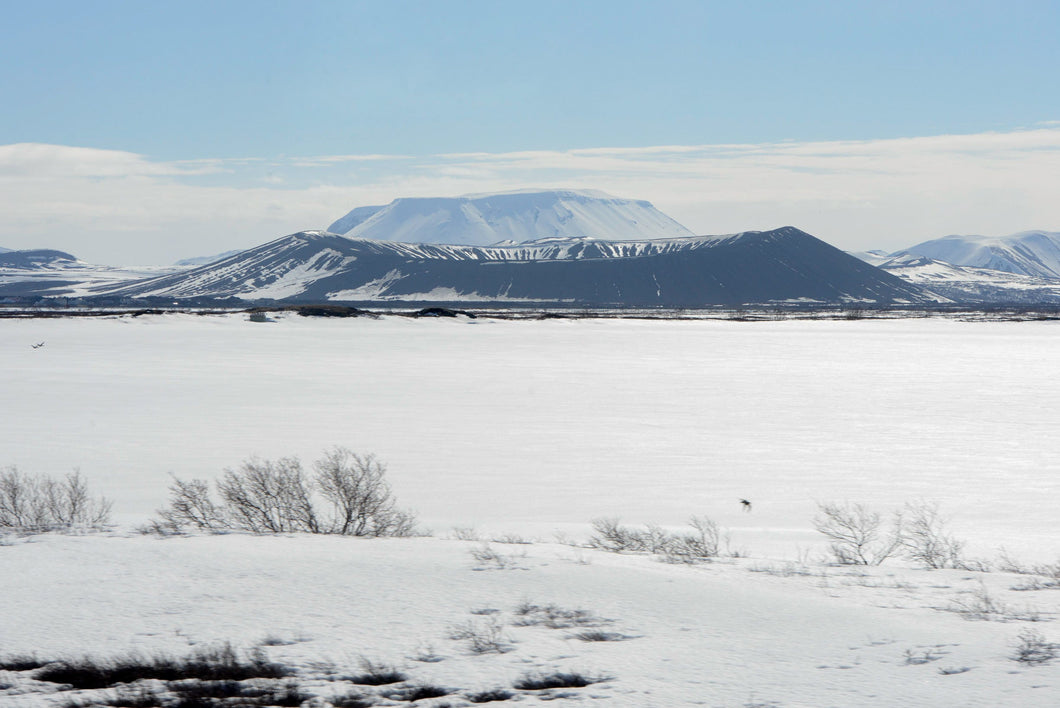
[589,516,724,562]
[900,502,967,569]
[512,601,608,629]
[468,542,523,570]
[448,616,512,654]
[814,500,976,568]
[1012,628,1058,664]
[0,467,111,532]
[154,448,417,537]
[813,502,903,566]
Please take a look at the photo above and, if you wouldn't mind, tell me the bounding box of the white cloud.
[1,128,1059,264]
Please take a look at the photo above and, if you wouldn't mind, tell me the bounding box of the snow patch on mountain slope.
[327,189,694,246]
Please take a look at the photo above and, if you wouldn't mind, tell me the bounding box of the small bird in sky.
[31,342,45,349]
[740,499,752,512]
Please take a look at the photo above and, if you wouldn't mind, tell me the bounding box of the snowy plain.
[2,314,1059,706]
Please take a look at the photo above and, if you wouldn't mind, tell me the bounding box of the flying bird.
[740,499,752,512]
[31,342,45,349]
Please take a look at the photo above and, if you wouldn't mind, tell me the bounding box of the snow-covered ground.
[2,314,1058,706]
[2,532,1057,707]
[3,314,1058,558]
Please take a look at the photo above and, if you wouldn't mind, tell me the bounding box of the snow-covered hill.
[0,249,187,299]
[847,230,1060,303]
[858,253,1060,304]
[100,227,933,306]
[0,248,78,268]
[898,230,1060,279]
[326,189,694,246]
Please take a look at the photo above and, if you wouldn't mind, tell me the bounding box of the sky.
[2,0,1059,264]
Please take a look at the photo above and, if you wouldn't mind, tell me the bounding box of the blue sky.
[2,1,1059,263]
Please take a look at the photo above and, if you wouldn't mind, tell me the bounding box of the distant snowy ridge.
[327,189,694,246]
[850,251,1060,304]
[0,249,188,298]
[897,230,1060,279]
[0,248,78,268]
[846,230,1060,303]
[100,227,933,306]
[174,249,244,267]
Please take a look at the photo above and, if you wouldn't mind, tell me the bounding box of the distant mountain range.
[850,231,1060,304]
[93,227,930,306]
[3,190,1058,307]
[174,250,244,267]
[897,230,1060,279]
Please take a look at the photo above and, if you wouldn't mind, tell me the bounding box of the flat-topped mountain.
[100,227,934,306]
[326,189,694,247]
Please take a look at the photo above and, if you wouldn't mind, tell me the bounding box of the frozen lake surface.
[3,313,1059,560]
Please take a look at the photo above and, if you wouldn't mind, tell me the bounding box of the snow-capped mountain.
[856,252,1060,304]
[326,189,694,247]
[897,230,1060,279]
[100,227,933,306]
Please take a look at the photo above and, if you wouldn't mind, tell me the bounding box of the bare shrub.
[153,448,418,537]
[383,683,451,702]
[156,476,226,532]
[996,547,1032,574]
[589,516,724,562]
[513,671,606,690]
[903,647,944,665]
[1036,560,1060,579]
[347,658,406,685]
[588,517,644,552]
[468,688,515,703]
[314,448,415,537]
[573,630,627,642]
[35,643,287,689]
[946,582,1045,622]
[491,533,532,545]
[468,542,521,570]
[0,467,111,532]
[748,562,816,577]
[330,692,375,707]
[511,602,606,629]
[447,617,512,654]
[409,642,444,663]
[813,502,902,565]
[947,582,1008,620]
[449,526,480,541]
[1012,627,1058,664]
[901,502,966,569]
[219,456,318,534]
[662,516,723,563]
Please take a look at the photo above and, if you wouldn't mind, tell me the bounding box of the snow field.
[2,313,1059,706]
[2,314,1058,560]
[1,532,1057,707]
